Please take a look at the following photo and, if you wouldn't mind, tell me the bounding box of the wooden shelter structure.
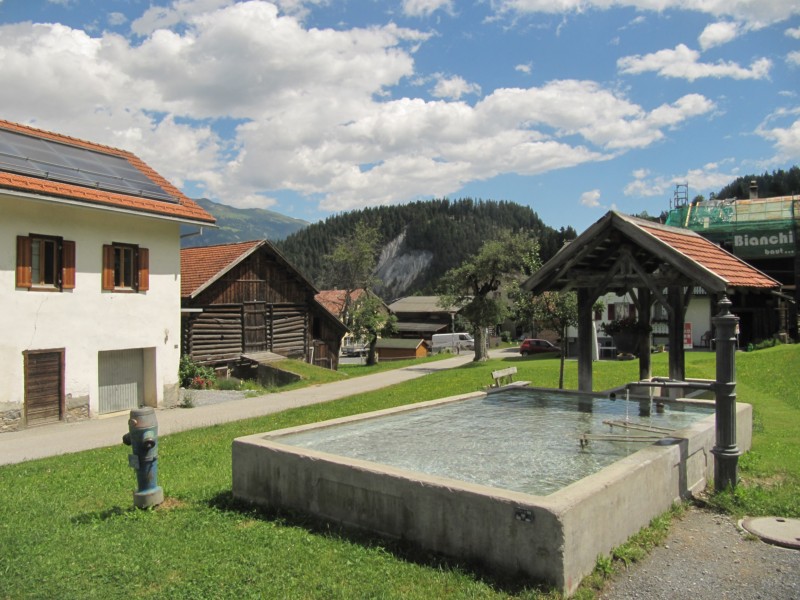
[522,212,780,392]
[181,240,347,370]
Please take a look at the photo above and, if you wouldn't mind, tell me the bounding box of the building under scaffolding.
[665,182,798,341]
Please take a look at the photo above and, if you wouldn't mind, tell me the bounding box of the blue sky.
[1,0,798,232]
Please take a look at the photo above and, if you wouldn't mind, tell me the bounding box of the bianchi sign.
[733,227,796,258]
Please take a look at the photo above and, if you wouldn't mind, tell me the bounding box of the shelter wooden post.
[636,287,652,381]
[577,289,594,392]
[667,286,686,381]
[520,212,779,398]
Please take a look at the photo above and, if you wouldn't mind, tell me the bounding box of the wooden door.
[24,349,64,426]
[243,302,268,353]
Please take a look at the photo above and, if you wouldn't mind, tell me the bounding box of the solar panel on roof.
[0,128,177,203]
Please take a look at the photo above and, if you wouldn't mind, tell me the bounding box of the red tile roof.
[640,224,778,289]
[0,120,214,224]
[315,289,365,318]
[181,240,262,298]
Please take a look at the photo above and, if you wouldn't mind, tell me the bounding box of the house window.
[16,235,75,291]
[103,243,149,292]
[32,237,57,285]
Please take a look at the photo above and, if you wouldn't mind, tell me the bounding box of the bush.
[500,330,512,343]
[178,355,217,389]
[747,338,784,351]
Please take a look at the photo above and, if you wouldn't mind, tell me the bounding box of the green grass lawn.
[1,346,797,599]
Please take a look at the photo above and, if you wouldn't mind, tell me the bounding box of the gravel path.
[598,504,800,600]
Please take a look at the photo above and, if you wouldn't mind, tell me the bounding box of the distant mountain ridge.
[180,197,309,248]
[277,198,577,299]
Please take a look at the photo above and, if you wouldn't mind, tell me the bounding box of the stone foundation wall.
[0,395,90,433]
[65,395,90,423]
[0,406,22,433]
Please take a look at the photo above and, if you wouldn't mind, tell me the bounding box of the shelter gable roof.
[638,223,777,289]
[523,211,779,296]
[0,120,214,225]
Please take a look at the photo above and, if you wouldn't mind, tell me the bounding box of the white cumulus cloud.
[757,111,800,162]
[402,0,454,17]
[618,44,772,81]
[580,189,601,207]
[493,0,798,28]
[624,163,738,198]
[698,21,739,50]
[0,1,723,215]
[431,74,481,99]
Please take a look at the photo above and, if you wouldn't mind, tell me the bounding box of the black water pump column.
[711,295,740,492]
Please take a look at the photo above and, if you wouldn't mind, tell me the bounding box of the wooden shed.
[181,240,347,369]
[374,338,430,360]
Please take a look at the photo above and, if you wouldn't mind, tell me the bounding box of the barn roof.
[388,295,461,314]
[522,211,779,296]
[315,289,367,319]
[0,120,214,225]
[180,239,317,299]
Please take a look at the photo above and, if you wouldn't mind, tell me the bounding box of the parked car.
[431,332,475,353]
[519,338,560,356]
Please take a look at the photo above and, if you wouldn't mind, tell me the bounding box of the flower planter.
[612,331,640,355]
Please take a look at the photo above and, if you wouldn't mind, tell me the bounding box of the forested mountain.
[712,166,800,201]
[276,199,576,300]
[181,197,308,248]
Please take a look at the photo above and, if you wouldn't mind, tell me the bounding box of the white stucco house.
[0,120,215,430]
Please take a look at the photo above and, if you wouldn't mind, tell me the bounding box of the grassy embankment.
[0,346,797,599]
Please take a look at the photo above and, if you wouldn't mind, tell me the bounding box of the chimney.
[749,180,758,199]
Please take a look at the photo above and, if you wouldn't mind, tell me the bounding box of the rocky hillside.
[277,198,577,299]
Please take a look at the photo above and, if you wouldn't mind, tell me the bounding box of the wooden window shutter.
[61,240,76,289]
[102,245,115,291]
[607,303,615,321]
[138,247,149,292]
[16,236,32,288]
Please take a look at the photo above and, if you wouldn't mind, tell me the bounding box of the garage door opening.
[98,349,144,414]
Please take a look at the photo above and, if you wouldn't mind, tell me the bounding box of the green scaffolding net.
[665,196,799,259]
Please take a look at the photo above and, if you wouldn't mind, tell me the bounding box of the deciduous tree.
[439,230,540,361]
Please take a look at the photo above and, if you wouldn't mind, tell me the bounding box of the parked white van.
[431,332,475,353]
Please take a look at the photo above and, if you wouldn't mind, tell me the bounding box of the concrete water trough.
[232,387,752,595]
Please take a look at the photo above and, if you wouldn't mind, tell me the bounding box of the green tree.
[323,221,381,293]
[438,230,541,361]
[528,291,578,389]
[350,292,397,365]
[323,223,390,365]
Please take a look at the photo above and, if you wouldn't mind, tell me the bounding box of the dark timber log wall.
[182,243,342,368]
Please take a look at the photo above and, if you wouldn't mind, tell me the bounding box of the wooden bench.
[491,366,517,388]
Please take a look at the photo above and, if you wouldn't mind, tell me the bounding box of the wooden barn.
[181,240,347,370]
